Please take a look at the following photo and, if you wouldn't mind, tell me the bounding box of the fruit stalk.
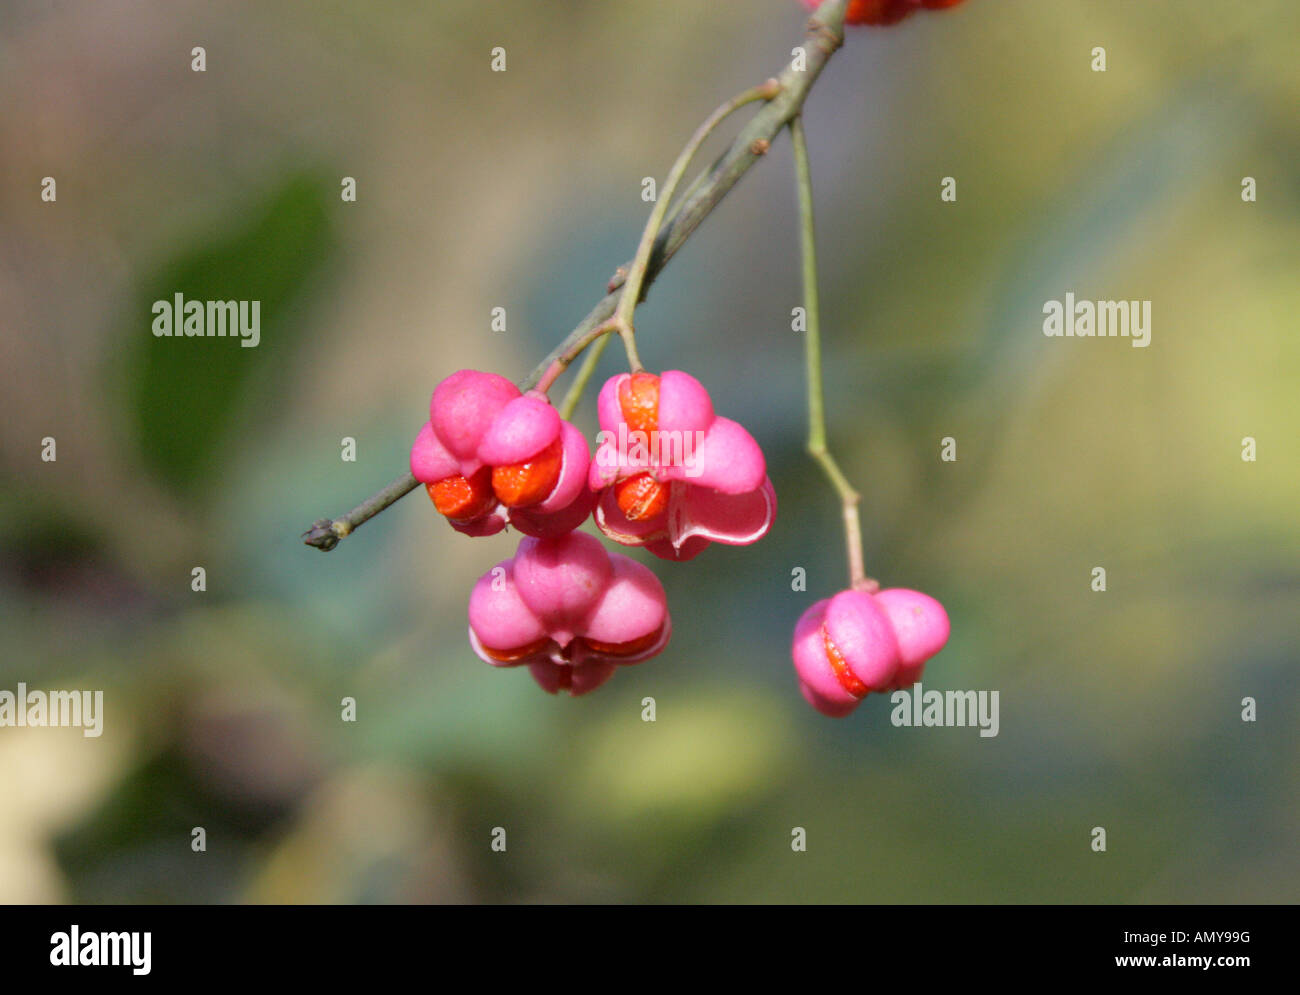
[790,113,873,591]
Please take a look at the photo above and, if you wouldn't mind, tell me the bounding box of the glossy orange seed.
[614,473,669,522]
[618,372,660,436]
[428,467,497,521]
[492,438,564,508]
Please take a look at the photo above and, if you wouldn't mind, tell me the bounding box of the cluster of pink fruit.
[410,368,949,715]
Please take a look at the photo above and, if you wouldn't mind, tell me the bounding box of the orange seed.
[428,468,497,522]
[614,473,669,522]
[492,438,564,508]
[618,372,660,436]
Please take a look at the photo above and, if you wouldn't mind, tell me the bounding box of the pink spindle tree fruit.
[468,531,671,696]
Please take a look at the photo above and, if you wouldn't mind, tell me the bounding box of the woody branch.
[303,0,849,552]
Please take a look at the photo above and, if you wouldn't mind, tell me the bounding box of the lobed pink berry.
[410,370,593,538]
[792,587,949,717]
[588,370,776,561]
[467,532,671,696]
[874,587,951,689]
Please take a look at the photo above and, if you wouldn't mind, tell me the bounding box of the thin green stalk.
[609,78,783,358]
[790,114,870,591]
[532,81,778,394]
[544,78,783,400]
[558,332,612,420]
[669,161,713,221]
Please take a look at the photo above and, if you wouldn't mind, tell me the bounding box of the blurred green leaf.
[121,173,334,496]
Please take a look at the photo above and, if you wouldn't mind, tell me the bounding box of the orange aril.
[823,625,870,699]
[492,438,564,508]
[428,467,496,521]
[581,624,665,658]
[614,472,669,522]
[618,372,660,435]
[478,636,551,663]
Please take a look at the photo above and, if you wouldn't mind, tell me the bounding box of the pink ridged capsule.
[410,371,593,537]
[874,588,951,689]
[467,532,670,696]
[588,370,776,561]
[792,586,950,717]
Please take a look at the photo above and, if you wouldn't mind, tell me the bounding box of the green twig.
[538,77,784,395]
[791,114,872,591]
[301,471,421,552]
[609,78,782,350]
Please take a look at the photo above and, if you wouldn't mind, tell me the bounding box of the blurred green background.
[1,0,1297,903]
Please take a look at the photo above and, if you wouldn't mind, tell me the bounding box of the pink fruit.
[410,371,593,537]
[792,586,950,717]
[467,532,671,696]
[588,370,776,561]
